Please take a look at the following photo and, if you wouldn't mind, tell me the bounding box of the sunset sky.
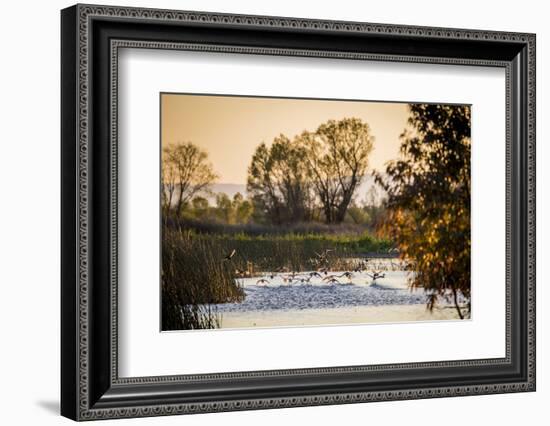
[161,93,411,185]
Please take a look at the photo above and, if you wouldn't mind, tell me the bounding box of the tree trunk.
[335,178,358,223]
[323,203,334,224]
[175,183,185,217]
[452,288,465,320]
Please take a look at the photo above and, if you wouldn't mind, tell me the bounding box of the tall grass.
[162,221,393,330]
[161,227,244,330]
[184,231,391,273]
[166,217,378,237]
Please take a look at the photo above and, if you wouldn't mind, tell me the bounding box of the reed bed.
[161,227,245,330]
[161,223,393,330]
[190,232,392,273]
[165,217,374,237]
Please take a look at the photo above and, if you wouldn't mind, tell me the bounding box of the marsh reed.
[161,227,245,330]
[161,222,393,330]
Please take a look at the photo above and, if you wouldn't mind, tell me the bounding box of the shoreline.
[219,304,468,329]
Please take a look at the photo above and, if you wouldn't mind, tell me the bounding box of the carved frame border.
[61,3,536,421]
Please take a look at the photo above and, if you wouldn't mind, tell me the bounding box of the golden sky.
[161,93,410,185]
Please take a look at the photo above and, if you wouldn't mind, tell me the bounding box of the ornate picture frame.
[61,4,535,421]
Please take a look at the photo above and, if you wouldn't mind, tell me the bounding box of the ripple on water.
[213,282,427,313]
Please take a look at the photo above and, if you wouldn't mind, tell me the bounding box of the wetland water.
[210,265,466,328]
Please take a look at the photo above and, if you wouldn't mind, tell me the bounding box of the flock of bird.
[222,248,407,287]
[255,270,357,286]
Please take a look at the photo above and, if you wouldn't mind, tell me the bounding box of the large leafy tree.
[248,119,373,225]
[377,104,471,318]
[299,118,374,223]
[162,142,218,217]
[247,135,315,224]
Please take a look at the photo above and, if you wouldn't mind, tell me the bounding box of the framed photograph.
[61,4,536,421]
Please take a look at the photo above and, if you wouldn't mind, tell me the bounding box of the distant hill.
[207,175,385,205]
[207,183,247,200]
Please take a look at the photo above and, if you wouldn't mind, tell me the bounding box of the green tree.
[345,202,370,225]
[215,193,234,224]
[246,143,281,223]
[212,192,255,224]
[233,193,254,224]
[377,104,471,318]
[247,135,314,224]
[298,118,374,223]
[191,196,210,219]
[162,142,218,217]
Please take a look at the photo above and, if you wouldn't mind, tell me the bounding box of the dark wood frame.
[61,4,536,421]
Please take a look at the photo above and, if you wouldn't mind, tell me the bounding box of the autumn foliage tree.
[377,104,471,318]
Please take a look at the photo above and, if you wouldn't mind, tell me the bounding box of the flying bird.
[322,275,339,282]
[317,267,329,275]
[366,271,385,281]
[338,271,354,281]
[223,249,236,261]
